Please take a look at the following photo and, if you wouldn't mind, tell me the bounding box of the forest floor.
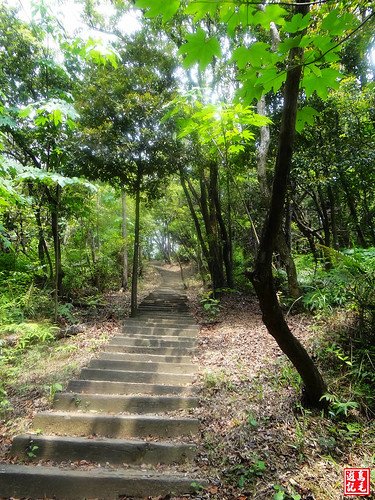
[0,264,374,499]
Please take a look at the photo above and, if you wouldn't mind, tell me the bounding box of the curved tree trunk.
[251,0,326,407]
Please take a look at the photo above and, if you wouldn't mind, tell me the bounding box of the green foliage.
[26,441,39,459]
[178,28,221,71]
[278,360,302,392]
[0,384,12,417]
[200,292,221,319]
[190,481,205,493]
[273,484,301,500]
[227,458,266,488]
[47,382,63,401]
[0,322,57,351]
[0,255,54,324]
[203,369,234,392]
[320,393,359,418]
[300,248,375,325]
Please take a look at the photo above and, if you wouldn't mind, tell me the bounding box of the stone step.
[98,351,194,364]
[138,306,189,312]
[104,344,196,355]
[122,325,198,336]
[147,292,187,298]
[78,368,194,386]
[12,434,196,465]
[33,412,200,438]
[0,465,206,499]
[127,318,197,327]
[108,336,196,348]
[67,379,197,396]
[90,358,197,374]
[118,332,197,342]
[54,393,199,413]
[136,312,194,319]
[142,299,187,305]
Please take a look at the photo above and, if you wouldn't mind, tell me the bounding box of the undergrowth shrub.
[296,247,375,417]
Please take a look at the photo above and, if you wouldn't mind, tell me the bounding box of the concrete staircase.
[0,267,205,499]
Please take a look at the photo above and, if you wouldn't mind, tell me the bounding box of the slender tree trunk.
[202,176,225,293]
[339,172,367,247]
[327,185,338,249]
[35,205,53,279]
[251,1,327,407]
[179,169,210,260]
[51,185,63,322]
[121,188,129,290]
[131,168,141,317]
[209,161,234,287]
[276,231,301,298]
[317,186,331,247]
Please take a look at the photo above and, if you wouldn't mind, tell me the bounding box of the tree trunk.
[51,185,63,322]
[209,160,234,288]
[35,205,53,279]
[179,167,210,264]
[251,1,327,407]
[257,90,300,297]
[121,188,129,290]
[327,185,339,249]
[339,171,367,247]
[201,176,226,293]
[131,168,141,317]
[179,166,225,291]
[276,231,301,298]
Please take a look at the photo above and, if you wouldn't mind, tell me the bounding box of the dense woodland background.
[0,0,374,496]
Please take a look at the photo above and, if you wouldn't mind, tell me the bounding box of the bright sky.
[6,0,141,42]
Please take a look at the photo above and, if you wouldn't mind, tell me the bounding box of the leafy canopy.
[134,0,362,109]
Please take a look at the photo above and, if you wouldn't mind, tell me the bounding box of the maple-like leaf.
[178,28,221,71]
[135,0,180,22]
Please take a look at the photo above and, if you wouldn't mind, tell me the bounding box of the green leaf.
[178,28,221,71]
[311,34,338,54]
[220,4,253,36]
[0,115,17,129]
[296,106,318,132]
[252,4,288,28]
[232,47,252,70]
[283,12,311,34]
[228,144,245,154]
[51,109,63,126]
[245,42,273,68]
[18,107,32,118]
[185,1,217,21]
[135,0,180,23]
[237,75,263,104]
[278,35,302,54]
[321,9,358,36]
[258,67,286,94]
[301,67,341,99]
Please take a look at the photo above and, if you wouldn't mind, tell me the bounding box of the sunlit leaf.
[178,28,221,71]
[135,0,180,23]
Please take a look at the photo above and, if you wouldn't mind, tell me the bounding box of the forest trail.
[0,265,205,499]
